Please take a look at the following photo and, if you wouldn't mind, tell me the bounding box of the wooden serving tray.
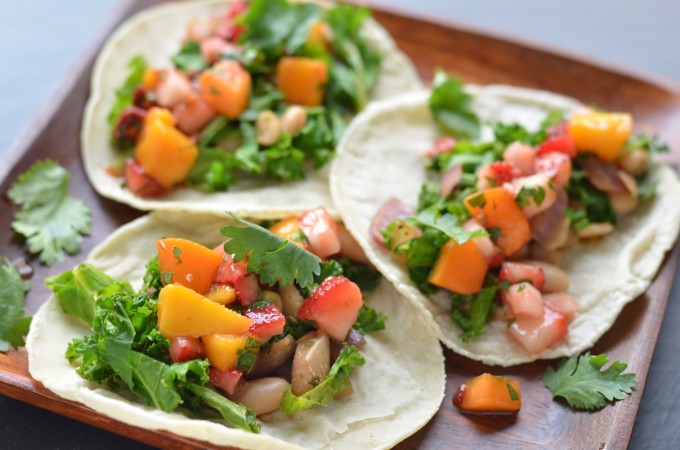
[1,1,679,448]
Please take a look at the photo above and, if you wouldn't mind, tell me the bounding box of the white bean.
[256,110,282,146]
[618,149,649,176]
[279,284,304,317]
[231,377,289,416]
[291,331,330,396]
[576,222,614,239]
[281,106,308,134]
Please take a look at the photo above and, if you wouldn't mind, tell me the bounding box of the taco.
[81,0,422,218]
[330,80,680,366]
[26,209,444,449]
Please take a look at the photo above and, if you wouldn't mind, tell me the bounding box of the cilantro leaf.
[542,352,638,410]
[107,55,147,131]
[172,40,208,73]
[451,283,497,341]
[625,133,668,157]
[0,260,31,352]
[338,258,380,293]
[280,345,365,414]
[221,214,321,288]
[429,70,480,139]
[9,160,92,266]
[186,383,260,432]
[515,185,546,208]
[237,336,261,373]
[415,208,487,245]
[353,305,387,335]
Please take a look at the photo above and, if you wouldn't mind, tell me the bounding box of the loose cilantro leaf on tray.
[0,259,32,352]
[9,160,92,266]
[542,352,638,410]
[280,345,365,414]
[221,214,321,288]
[429,70,480,139]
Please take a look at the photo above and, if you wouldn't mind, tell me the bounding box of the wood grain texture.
[1,1,679,449]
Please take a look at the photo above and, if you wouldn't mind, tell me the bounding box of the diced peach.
[507,306,567,354]
[157,238,223,295]
[453,373,521,414]
[503,142,536,176]
[568,112,633,162]
[203,334,250,371]
[276,57,328,106]
[157,284,252,338]
[269,216,308,250]
[305,21,331,51]
[142,69,160,91]
[429,240,488,295]
[199,60,251,119]
[543,293,579,322]
[464,187,531,256]
[134,108,198,189]
[503,283,544,319]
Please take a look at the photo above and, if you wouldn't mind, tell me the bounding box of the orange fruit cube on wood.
[453,373,521,413]
[276,57,328,106]
[429,240,488,295]
[568,112,633,162]
[134,108,198,189]
[157,238,223,295]
[464,188,531,256]
[157,284,252,338]
[203,334,251,371]
[199,60,251,119]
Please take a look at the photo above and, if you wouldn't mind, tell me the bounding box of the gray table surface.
[1,0,679,448]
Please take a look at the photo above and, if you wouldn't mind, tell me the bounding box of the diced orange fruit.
[429,240,488,295]
[199,60,251,119]
[134,108,198,189]
[142,69,160,90]
[157,284,252,338]
[205,284,237,305]
[568,112,633,162]
[276,57,328,106]
[157,238,222,295]
[306,21,331,51]
[269,216,307,249]
[464,188,531,256]
[453,373,521,413]
[203,334,250,371]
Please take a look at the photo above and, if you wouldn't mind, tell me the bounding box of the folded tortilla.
[330,86,680,366]
[81,0,423,219]
[27,210,445,449]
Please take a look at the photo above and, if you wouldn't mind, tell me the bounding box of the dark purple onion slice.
[370,197,414,248]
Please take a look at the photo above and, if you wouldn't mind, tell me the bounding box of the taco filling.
[28,210,444,448]
[330,76,680,366]
[107,0,392,197]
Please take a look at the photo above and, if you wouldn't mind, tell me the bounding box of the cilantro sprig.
[9,160,92,266]
[221,214,321,288]
[429,70,480,139]
[0,259,32,352]
[543,352,638,410]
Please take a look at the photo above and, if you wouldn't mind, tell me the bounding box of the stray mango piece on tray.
[453,373,521,414]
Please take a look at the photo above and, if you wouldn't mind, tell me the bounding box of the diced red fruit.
[212,245,249,284]
[426,136,456,157]
[298,276,363,342]
[113,106,147,145]
[155,69,194,108]
[476,162,520,190]
[502,283,544,319]
[244,304,285,342]
[503,142,536,176]
[535,152,572,189]
[299,207,341,259]
[132,86,158,110]
[507,306,568,355]
[499,262,545,291]
[168,336,206,363]
[173,97,217,136]
[537,133,577,158]
[543,293,579,322]
[234,273,260,305]
[124,159,166,197]
[209,367,243,395]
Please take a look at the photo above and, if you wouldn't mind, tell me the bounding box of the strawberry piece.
[298,276,363,341]
[168,336,206,363]
[537,126,576,158]
[426,136,456,157]
[234,274,260,305]
[502,283,543,319]
[499,262,545,291]
[244,304,285,341]
[507,307,568,355]
[476,162,520,190]
[212,244,249,284]
[299,207,341,259]
[209,367,243,395]
[124,159,166,198]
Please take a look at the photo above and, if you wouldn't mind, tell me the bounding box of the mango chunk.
[453,373,521,414]
[276,57,328,106]
[157,238,223,295]
[568,112,633,162]
[158,284,252,338]
[203,334,250,371]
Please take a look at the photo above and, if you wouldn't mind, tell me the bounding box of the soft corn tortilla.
[330,86,680,366]
[27,210,445,449]
[81,0,423,219]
